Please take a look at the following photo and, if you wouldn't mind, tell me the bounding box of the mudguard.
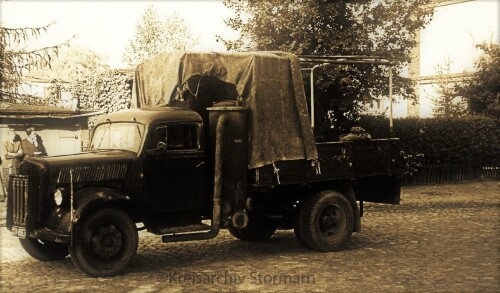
[72,187,131,226]
[336,185,361,232]
[43,187,131,239]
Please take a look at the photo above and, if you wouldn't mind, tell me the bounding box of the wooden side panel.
[249,139,400,188]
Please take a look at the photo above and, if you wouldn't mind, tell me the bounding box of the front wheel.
[70,208,138,277]
[297,191,354,252]
[19,238,69,261]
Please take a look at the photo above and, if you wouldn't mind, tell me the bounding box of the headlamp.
[54,188,64,206]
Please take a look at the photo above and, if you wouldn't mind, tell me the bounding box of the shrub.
[357,116,500,177]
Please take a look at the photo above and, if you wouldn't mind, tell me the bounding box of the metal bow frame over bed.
[298,55,394,134]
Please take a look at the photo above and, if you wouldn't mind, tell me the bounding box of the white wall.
[0,125,83,161]
[18,82,47,98]
[417,0,499,117]
[363,95,408,118]
[421,0,499,76]
[419,84,437,118]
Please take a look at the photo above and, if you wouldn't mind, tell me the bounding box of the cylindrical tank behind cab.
[208,104,249,228]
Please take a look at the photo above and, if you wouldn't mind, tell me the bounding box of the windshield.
[90,122,144,153]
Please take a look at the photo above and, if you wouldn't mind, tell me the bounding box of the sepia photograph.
[0,0,498,292]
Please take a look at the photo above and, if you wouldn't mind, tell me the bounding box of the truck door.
[144,123,208,213]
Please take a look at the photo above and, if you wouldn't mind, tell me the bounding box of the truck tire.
[293,226,308,247]
[19,238,69,261]
[70,208,138,277]
[228,219,277,242]
[298,191,353,252]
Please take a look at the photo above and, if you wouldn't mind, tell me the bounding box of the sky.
[2,0,498,71]
[0,0,236,68]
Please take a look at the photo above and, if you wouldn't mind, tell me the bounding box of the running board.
[155,223,211,235]
[162,223,220,243]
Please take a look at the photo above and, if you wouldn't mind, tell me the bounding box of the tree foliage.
[34,46,110,82]
[46,70,133,127]
[456,42,500,118]
[123,5,198,68]
[0,23,69,102]
[432,57,467,117]
[221,0,433,139]
[71,70,132,115]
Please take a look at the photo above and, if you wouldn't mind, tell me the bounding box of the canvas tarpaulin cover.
[132,51,318,168]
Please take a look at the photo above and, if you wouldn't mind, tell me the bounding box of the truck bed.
[250,138,400,187]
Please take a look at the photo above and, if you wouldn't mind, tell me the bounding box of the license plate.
[12,226,26,239]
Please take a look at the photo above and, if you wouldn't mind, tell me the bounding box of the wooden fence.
[403,165,500,185]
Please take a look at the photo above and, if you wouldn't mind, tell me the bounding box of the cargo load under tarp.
[132,51,318,168]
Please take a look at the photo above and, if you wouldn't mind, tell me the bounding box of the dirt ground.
[0,180,498,292]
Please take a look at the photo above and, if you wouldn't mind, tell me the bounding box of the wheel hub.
[319,205,343,237]
[89,224,123,259]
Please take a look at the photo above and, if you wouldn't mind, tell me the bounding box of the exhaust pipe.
[162,115,227,242]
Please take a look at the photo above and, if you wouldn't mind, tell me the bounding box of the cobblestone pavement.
[0,181,498,292]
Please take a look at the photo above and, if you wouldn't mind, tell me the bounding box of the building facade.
[408,0,498,118]
[363,0,498,118]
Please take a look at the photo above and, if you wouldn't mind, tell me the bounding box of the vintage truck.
[6,52,400,277]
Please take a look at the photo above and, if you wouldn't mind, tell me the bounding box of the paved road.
[0,181,498,292]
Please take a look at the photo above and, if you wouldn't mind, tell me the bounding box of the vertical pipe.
[162,114,225,242]
[210,114,225,232]
[310,67,315,128]
[389,66,394,136]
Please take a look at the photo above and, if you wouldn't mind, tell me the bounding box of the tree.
[123,5,198,68]
[68,70,133,127]
[0,23,69,103]
[432,57,467,118]
[220,0,433,139]
[33,46,110,82]
[456,42,500,118]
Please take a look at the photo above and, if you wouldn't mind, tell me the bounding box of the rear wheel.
[70,208,138,277]
[19,238,68,261]
[293,225,308,247]
[229,218,277,242]
[297,191,353,252]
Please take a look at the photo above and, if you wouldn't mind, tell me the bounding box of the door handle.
[196,161,205,168]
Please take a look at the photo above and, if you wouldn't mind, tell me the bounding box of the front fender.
[46,187,132,234]
[73,187,131,225]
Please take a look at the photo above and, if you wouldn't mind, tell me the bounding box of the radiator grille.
[57,164,128,183]
[11,176,28,226]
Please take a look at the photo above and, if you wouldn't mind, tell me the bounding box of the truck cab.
[7,107,215,276]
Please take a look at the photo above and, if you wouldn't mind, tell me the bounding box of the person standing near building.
[21,126,47,157]
[1,129,24,201]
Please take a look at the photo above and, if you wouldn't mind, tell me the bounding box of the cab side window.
[167,124,198,150]
[148,126,167,150]
[148,124,199,151]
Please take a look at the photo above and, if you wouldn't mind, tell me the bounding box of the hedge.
[356,116,500,178]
